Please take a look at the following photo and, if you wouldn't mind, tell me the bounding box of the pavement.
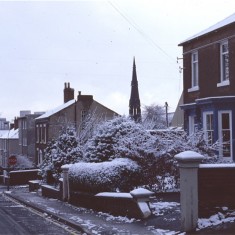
[0,185,182,235]
[2,185,235,235]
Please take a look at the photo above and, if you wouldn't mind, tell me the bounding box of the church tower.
[129,58,141,122]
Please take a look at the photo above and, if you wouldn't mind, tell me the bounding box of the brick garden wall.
[198,164,235,217]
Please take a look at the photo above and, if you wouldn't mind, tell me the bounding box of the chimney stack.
[64,82,75,103]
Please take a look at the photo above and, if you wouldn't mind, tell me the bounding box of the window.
[23,137,27,146]
[188,115,196,135]
[37,149,43,165]
[188,51,199,92]
[40,125,43,143]
[218,111,232,159]
[36,125,39,143]
[44,124,47,143]
[203,112,214,145]
[218,41,229,86]
[23,120,27,129]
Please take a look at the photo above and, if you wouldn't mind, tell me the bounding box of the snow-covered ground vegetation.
[83,116,158,187]
[83,116,218,192]
[39,127,83,183]
[67,158,140,193]
[39,116,218,192]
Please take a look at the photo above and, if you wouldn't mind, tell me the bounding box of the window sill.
[217,80,230,87]
[188,86,199,92]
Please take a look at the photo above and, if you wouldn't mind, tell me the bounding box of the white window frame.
[40,124,43,143]
[36,125,39,143]
[188,51,199,92]
[217,41,230,87]
[218,110,232,160]
[37,148,43,165]
[203,111,214,145]
[43,124,47,144]
[188,115,196,135]
[23,137,27,146]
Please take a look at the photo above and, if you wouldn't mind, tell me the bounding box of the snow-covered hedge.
[67,158,141,193]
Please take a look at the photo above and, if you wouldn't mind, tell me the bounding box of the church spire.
[129,57,141,122]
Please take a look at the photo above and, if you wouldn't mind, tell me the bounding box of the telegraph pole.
[165,102,169,128]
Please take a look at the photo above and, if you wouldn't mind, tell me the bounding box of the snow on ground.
[197,209,235,230]
[151,201,180,216]
[66,199,183,234]
[97,211,137,223]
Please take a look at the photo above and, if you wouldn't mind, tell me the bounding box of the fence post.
[175,151,204,232]
[61,165,70,201]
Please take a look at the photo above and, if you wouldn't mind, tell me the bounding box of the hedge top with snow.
[64,158,141,193]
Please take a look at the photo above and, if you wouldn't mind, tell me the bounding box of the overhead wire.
[108,1,177,65]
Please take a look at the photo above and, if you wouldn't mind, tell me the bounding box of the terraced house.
[179,13,235,161]
[35,83,118,164]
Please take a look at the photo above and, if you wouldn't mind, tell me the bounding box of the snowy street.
[0,190,76,235]
[2,185,235,234]
[4,186,183,235]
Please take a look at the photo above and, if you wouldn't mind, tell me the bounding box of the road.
[0,192,79,235]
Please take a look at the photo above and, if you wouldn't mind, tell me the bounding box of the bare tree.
[142,104,166,129]
[78,108,106,145]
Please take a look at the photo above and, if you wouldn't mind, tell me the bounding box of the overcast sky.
[1,0,235,121]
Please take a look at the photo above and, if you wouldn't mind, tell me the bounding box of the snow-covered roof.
[179,13,235,45]
[36,100,75,119]
[0,128,19,139]
[0,130,9,137]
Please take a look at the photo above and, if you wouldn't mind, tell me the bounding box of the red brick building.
[179,13,235,161]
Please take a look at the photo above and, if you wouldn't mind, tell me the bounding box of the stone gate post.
[175,151,204,232]
[61,165,70,201]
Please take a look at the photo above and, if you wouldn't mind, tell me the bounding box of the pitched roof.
[0,129,19,139]
[0,130,9,137]
[179,13,235,45]
[36,100,75,120]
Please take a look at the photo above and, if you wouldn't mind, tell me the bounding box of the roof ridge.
[179,12,235,45]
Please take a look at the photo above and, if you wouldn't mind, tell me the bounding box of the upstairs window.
[218,41,229,87]
[188,51,199,92]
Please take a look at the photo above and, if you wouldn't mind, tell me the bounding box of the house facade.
[35,83,118,165]
[18,111,44,164]
[179,13,235,161]
[0,128,19,168]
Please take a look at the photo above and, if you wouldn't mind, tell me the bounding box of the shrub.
[67,158,141,193]
[84,116,157,163]
[39,127,83,183]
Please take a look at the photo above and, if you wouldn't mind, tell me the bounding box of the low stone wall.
[198,164,235,217]
[69,189,153,219]
[41,184,61,200]
[69,191,142,218]
[41,179,63,200]
[29,180,41,192]
[9,169,41,185]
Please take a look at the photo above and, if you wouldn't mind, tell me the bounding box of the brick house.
[179,13,235,161]
[35,83,118,164]
[18,111,44,164]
